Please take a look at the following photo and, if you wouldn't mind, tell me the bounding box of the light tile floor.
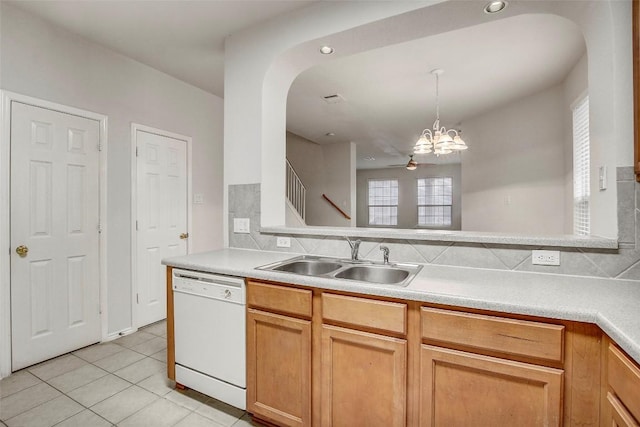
[0,320,255,427]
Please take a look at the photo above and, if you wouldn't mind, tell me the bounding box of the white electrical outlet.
[532,250,560,266]
[193,193,204,204]
[233,218,250,234]
[276,237,291,248]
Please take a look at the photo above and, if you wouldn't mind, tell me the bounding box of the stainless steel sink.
[334,265,409,284]
[257,255,422,287]
[273,260,343,276]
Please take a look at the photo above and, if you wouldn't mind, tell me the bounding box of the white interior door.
[136,129,188,327]
[10,102,101,371]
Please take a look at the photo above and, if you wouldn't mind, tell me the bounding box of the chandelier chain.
[435,72,440,126]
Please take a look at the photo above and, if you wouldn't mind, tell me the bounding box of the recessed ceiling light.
[484,1,507,14]
[325,132,335,137]
[319,46,334,55]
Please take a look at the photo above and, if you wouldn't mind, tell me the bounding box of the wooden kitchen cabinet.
[321,324,407,427]
[604,343,640,426]
[243,279,630,427]
[246,281,312,427]
[320,293,408,427]
[419,344,563,426]
[607,393,639,427]
[419,307,565,427]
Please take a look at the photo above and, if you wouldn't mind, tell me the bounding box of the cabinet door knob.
[180,233,189,240]
[16,245,29,257]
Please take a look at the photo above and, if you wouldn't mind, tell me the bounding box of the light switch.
[599,166,607,191]
[233,218,250,233]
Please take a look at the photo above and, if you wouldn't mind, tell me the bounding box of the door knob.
[15,245,28,257]
[180,233,189,240]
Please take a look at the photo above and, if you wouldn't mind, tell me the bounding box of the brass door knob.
[180,233,189,240]
[16,245,28,257]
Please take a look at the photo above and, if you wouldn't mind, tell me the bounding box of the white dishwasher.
[172,268,246,409]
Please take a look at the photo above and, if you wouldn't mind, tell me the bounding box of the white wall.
[578,0,631,238]
[223,1,438,238]
[0,3,224,335]
[224,0,630,240]
[286,132,354,226]
[356,164,462,229]
[461,84,566,235]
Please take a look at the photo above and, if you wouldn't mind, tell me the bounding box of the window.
[573,95,590,235]
[417,177,452,227]
[368,179,398,225]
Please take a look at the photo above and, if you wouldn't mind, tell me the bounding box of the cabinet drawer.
[322,293,406,335]
[609,344,640,422]
[421,307,564,363]
[247,280,312,318]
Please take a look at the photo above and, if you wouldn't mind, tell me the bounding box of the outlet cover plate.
[532,250,560,266]
[276,237,291,248]
[233,218,250,234]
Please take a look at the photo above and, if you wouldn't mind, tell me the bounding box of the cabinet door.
[321,324,407,427]
[420,345,563,427]
[606,392,640,427]
[247,308,311,427]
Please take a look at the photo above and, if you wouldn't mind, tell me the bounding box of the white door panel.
[11,102,101,370]
[136,130,188,327]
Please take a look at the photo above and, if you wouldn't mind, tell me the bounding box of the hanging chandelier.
[413,69,468,156]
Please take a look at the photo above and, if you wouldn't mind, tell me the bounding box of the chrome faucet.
[345,237,361,261]
[380,246,390,264]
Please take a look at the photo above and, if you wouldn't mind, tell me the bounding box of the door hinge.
[97,143,102,152]
[97,222,102,234]
[136,220,139,231]
[136,293,139,304]
[135,147,139,157]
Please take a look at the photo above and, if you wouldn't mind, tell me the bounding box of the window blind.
[573,95,590,236]
[368,179,398,225]
[417,177,452,227]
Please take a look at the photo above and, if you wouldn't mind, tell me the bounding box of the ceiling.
[287,11,586,169]
[7,1,586,170]
[7,0,319,97]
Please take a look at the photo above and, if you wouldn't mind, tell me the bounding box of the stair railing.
[286,159,306,222]
[322,194,351,220]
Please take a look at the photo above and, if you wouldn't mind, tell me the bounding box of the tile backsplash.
[228,167,640,281]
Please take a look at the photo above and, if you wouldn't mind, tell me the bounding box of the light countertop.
[163,248,640,365]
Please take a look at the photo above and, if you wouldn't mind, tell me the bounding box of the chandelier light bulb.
[451,135,468,150]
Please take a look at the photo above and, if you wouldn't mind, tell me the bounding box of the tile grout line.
[1,322,169,426]
[0,322,237,427]
[0,381,60,422]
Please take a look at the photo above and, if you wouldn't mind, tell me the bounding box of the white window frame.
[572,94,590,236]
[367,179,399,226]
[417,177,453,228]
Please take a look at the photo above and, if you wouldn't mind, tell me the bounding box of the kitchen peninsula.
[163,248,640,426]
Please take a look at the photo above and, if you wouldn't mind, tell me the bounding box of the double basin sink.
[257,255,422,287]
